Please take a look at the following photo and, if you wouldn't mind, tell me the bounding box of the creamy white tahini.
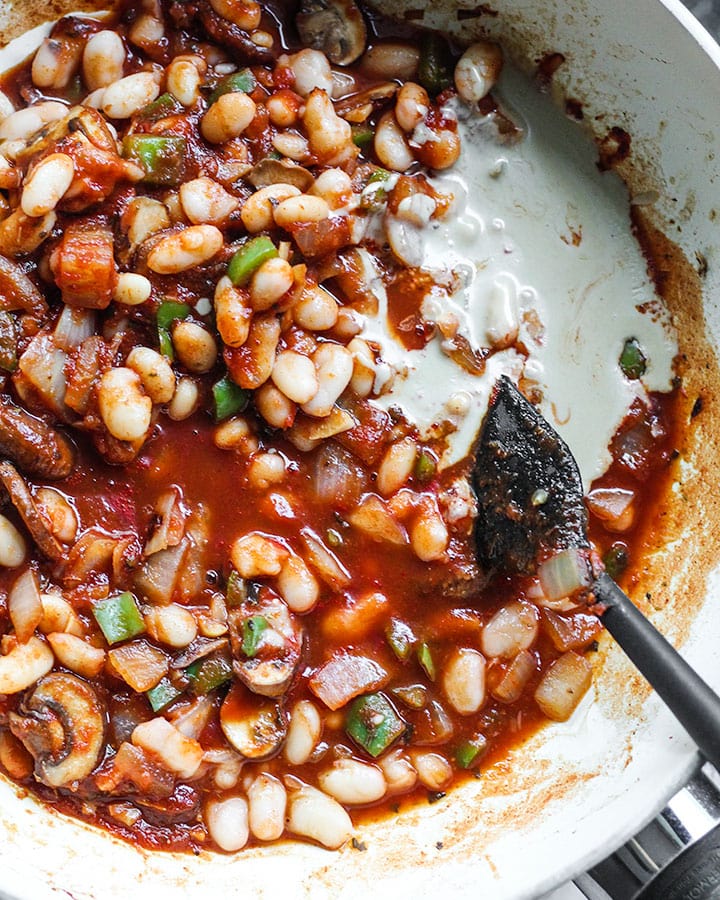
[360,65,677,489]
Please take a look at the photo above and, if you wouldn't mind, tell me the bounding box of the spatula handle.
[595,572,720,772]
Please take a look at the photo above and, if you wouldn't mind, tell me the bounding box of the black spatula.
[472,375,720,771]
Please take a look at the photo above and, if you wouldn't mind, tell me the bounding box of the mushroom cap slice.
[296,0,367,66]
[220,682,287,760]
[9,671,105,787]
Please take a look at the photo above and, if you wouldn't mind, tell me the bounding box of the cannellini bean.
[144,604,197,647]
[396,193,436,227]
[172,321,218,374]
[412,751,452,791]
[209,0,261,30]
[201,92,256,144]
[301,343,353,418]
[254,382,296,430]
[379,749,417,794]
[302,89,353,163]
[227,313,280,389]
[205,796,249,852]
[102,71,160,119]
[98,367,152,442]
[395,82,429,133]
[126,346,176,403]
[272,131,309,161]
[285,699,322,765]
[442,648,486,715]
[241,184,300,233]
[377,438,417,496]
[481,600,540,659]
[168,377,199,421]
[132,717,203,779]
[414,127,461,170]
[46,632,105,678]
[277,553,319,613]
[124,197,170,251]
[347,337,376,398]
[0,514,26,567]
[214,276,252,347]
[273,194,329,229]
[319,759,386,805]
[267,89,301,128]
[180,177,238,225]
[271,351,318,404]
[167,56,204,107]
[0,92,13,122]
[231,532,287,578]
[83,30,125,90]
[147,225,223,274]
[113,272,152,306]
[248,773,286,841]
[310,168,353,210]
[289,49,333,97]
[32,37,82,89]
[0,636,54,694]
[21,153,74,218]
[493,648,537,703]
[286,782,353,849]
[249,257,293,310]
[129,14,164,48]
[214,416,259,453]
[39,592,83,636]
[293,285,338,331]
[35,488,77,544]
[247,452,286,490]
[454,40,503,103]
[0,101,65,142]
[409,498,448,561]
[374,111,414,172]
[360,42,420,82]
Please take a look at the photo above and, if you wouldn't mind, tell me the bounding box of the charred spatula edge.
[472,375,720,771]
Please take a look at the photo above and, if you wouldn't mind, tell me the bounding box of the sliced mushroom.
[296,0,367,66]
[334,82,398,122]
[9,672,105,787]
[0,462,65,561]
[220,682,287,759]
[197,5,274,64]
[228,591,303,698]
[247,158,315,193]
[0,397,75,480]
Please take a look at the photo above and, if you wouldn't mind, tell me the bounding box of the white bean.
[410,499,448,561]
[377,438,417,496]
[249,257,293,310]
[34,488,77,543]
[205,796,249,851]
[289,48,333,97]
[442,648,487,715]
[214,416,259,453]
[144,604,197,647]
[0,636,54,694]
[0,514,25,567]
[277,553,319,613]
[319,758,386,805]
[273,193,329,229]
[286,782,353,849]
[83,30,125,90]
[166,56,203,107]
[98,367,152,442]
[285,699,321,765]
[168,377,199,420]
[301,343,353,417]
[241,184,300,233]
[254,382,296,430]
[271,351,318,404]
[247,452,286,490]
[374,111,414,172]
[102,71,161,119]
[126,346,175,404]
[180,176,238,225]
[454,40,503,103]
[272,131,309,161]
[310,168,352,210]
[32,38,81,90]
[347,337,376,398]
[113,272,152,306]
[124,197,170,251]
[46,632,105,678]
[302,88,352,163]
[147,225,223,274]
[247,773,286,842]
[201,92,256,144]
[132,718,203,779]
[395,82,429,132]
[231,532,287,578]
[412,751,452,791]
[481,600,540,659]
[293,285,338,331]
[379,749,417,794]
[172,321,218,374]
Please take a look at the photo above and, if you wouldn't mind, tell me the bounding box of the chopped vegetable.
[122,135,186,186]
[227,236,278,286]
[137,92,182,122]
[187,653,233,694]
[414,448,437,483]
[418,33,454,96]
[391,683,427,709]
[241,615,270,658]
[455,735,488,770]
[417,641,436,681]
[538,547,592,601]
[208,68,256,105]
[213,375,249,421]
[385,618,416,661]
[309,653,388,711]
[0,312,17,372]
[146,677,183,712]
[156,301,191,360]
[603,543,629,579]
[534,651,593,721]
[226,570,247,607]
[619,337,647,380]
[346,692,406,757]
[92,592,145,645]
[352,125,374,148]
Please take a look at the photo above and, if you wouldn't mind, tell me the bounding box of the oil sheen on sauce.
[360,65,677,488]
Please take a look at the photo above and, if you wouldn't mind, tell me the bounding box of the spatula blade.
[472,376,589,575]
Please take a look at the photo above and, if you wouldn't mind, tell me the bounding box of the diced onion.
[534,651,593,721]
[538,547,592,602]
[53,306,95,352]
